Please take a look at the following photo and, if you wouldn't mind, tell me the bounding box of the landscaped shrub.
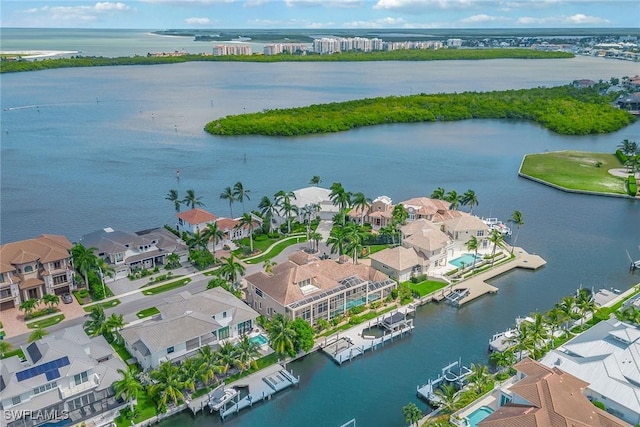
[410,274,427,283]
[254,234,268,242]
[163,224,180,237]
[592,400,606,410]
[616,149,629,164]
[349,306,365,316]
[627,175,638,196]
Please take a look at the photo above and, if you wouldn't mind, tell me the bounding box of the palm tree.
[392,203,408,226]
[433,383,460,413]
[263,259,277,273]
[113,367,143,412]
[184,231,208,251]
[105,313,125,342]
[182,189,204,209]
[220,186,236,218]
[329,182,351,225]
[71,243,99,288]
[351,192,371,225]
[258,196,278,234]
[556,295,579,333]
[86,305,106,337]
[236,335,261,372]
[402,402,422,427]
[525,312,549,355]
[490,349,516,374]
[545,307,566,345]
[165,253,180,269]
[467,363,490,394]
[576,288,596,327]
[218,255,245,289]
[327,226,348,256]
[310,231,323,253]
[204,222,224,259]
[0,340,13,357]
[344,223,367,264]
[216,341,239,374]
[233,181,250,213]
[42,293,60,311]
[28,328,49,343]
[196,345,224,386]
[237,213,256,253]
[465,236,479,271]
[309,175,322,186]
[461,189,479,214]
[179,357,200,393]
[430,187,445,200]
[166,189,182,213]
[149,361,185,410]
[508,210,524,254]
[274,190,298,234]
[506,322,533,361]
[267,314,296,358]
[19,298,38,317]
[488,229,503,267]
[618,139,638,157]
[445,190,460,210]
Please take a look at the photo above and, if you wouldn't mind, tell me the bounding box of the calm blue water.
[249,335,268,346]
[2,29,640,427]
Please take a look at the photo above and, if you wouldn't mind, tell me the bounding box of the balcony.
[60,375,99,399]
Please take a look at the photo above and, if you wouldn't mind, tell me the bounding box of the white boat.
[482,217,512,236]
[208,387,239,412]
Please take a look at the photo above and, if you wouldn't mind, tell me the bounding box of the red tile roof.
[176,208,217,225]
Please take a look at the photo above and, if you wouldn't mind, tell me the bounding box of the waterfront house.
[0,235,75,310]
[539,318,640,425]
[347,195,394,230]
[369,246,427,283]
[464,357,630,427]
[80,227,188,280]
[216,215,262,244]
[244,251,396,325]
[176,208,218,234]
[442,213,490,249]
[399,196,463,223]
[0,325,126,427]
[120,287,259,370]
[290,186,339,222]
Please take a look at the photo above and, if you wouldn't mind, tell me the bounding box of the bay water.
[1,29,640,426]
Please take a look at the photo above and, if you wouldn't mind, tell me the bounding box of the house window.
[12,396,21,405]
[24,265,33,273]
[53,275,67,286]
[259,302,262,309]
[0,273,4,283]
[255,288,263,298]
[167,346,174,354]
[1,288,11,299]
[53,261,62,269]
[74,371,88,386]
[223,311,227,318]
[115,253,124,262]
[218,326,230,340]
[33,381,57,395]
[477,230,485,237]
[237,320,252,336]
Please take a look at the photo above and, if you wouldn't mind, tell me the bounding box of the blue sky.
[1,0,638,29]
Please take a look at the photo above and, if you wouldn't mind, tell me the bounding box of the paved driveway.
[1,298,86,339]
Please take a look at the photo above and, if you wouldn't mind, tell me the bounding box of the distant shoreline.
[1,50,79,59]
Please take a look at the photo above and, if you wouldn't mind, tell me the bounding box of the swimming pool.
[450,253,480,268]
[467,406,494,427]
[249,334,269,346]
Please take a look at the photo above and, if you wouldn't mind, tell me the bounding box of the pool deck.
[435,247,546,307]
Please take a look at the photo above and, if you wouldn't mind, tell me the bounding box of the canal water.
[2,52,639,426]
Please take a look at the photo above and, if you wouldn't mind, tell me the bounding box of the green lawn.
[114,389,157,427]
[403,279,448,297]
[142,278,191,296]
[27,314,65,329]
[83,299,121,312]
[224,353,279,383]
[136,307,160,318]
[110,339,135,363]
[244,236,308,264]
[1,348,26,360]
[520,151,628,194]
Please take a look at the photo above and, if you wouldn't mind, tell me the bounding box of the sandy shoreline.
[1,50,79,59]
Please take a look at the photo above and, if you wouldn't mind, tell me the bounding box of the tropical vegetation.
[205,85,634,137]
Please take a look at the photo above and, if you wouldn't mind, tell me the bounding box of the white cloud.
[140,0,234,4]
[516,13,611,25]
[21,2,133,24]
[285,0,364,7]
[343,16,409,27]
[244,0,270,7]
[374,0,477,11]
[185,17,211,24]
[459,14,508,24]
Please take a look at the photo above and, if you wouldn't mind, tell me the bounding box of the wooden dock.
[442,247,546,307]
[321,307,415,365]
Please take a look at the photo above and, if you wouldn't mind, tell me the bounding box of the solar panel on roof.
[45,369,60,381]
[26,342,42,363]
[16,356,71,382]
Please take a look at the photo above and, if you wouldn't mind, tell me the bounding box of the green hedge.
[616,149,629,164]
[628,175,638,196]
